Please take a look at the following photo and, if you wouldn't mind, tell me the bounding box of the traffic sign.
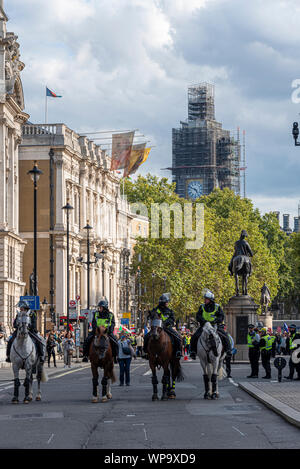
[76,295,80,301]
[20,296,40,311]
[69,300,76,308]
[121,318,130,325]
[123,312,131,319]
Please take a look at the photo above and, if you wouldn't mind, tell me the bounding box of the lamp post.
[27,162,43,298]
[292,122,300,146]
[137,266,141,330]
[62,200,73,332]
[101,249,106,297]
[42,297,48,335]
[151,271,156,309]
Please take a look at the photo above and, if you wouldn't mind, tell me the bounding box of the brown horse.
[147,317,184,401]
[89,326,116,403]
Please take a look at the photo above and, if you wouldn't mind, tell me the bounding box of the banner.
[110,131,134,171]
[124,146,151,177]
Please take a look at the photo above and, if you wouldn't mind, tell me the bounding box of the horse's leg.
[91,363,99,403]
[36,360,42,401]
[168,361,176,399]
[235,274,239,296]
[150,359,159,401]
[23,365,31,404]
[12,363,20,404]
[211,359,219,400]
[161,364,169,401]
[29,372,33,401]
[244,273,249,296]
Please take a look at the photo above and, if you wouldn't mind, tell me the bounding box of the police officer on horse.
[6,300,45,364]
[143,293,182,359]
[82,299,118,363]
[190,290,232,361]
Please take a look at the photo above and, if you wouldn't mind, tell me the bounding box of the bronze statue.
[260,283,271,315]
[229,230,253,296]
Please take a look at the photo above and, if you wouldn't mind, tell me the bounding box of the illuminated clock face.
[187,180,203,199]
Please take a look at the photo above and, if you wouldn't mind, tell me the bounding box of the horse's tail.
[174,359,184,382]
[110,367,116,384]
[41,365,48,383]
[234,256,244,272]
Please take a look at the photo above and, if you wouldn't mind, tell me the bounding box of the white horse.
[10,311,47,404]
[197,322,226,399]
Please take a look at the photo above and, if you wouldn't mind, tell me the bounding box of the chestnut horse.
[147,316,184,401]
[89,326,116,403]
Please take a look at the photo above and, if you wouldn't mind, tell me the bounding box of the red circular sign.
[76,295,80,301]
[69,300,76,307]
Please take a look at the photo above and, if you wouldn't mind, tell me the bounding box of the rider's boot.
[82,356,89,363]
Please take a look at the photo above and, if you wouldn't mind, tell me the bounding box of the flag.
[110,131,134,171]
[123,143,146,177]
[46,87,62,98]
[283,322,289,333]
[124,146,151,177]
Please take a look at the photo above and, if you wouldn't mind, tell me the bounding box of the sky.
[6,0,300,226]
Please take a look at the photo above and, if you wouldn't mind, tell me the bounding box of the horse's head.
[93,326,109,358]
[202,322,218,346]
[150,318,163,341]
[16,311,30,338]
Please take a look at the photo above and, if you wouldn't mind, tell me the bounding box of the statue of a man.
[260,283,271,315]
[229,230,254,296]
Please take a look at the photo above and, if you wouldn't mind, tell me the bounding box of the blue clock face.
[187,180,203,199]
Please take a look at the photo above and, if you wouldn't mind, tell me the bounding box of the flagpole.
[45,86,48,124]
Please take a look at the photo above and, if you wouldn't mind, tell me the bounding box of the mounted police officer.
[190,290,232,361]
[82,299,118,363]
[259,327,273,379]
[143,293,182,359]
[284,324,300,380]
[247,324,260,378]
[6,300,45,364]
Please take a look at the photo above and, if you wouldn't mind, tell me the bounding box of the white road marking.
[229,378,239,387]
[0,385,13,392]
[127,414,135,417]
[143,370,152,376]
[133,423,144,426]
[232,426,246,437]
[50,365,90,380]
[143,428,148,441]
[47,433,54,445]
[104,421,114,423]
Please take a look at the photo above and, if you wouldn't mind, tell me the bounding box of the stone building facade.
[0,2,28,331]
[19,123,145,331]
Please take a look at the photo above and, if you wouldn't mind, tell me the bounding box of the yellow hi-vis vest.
[186,336,191,345]
[157,308,169,322]
[201,304,219,323]
[95,312,112,328]
[290,333,297,350]
[247,333,255,348]
[260,334,273,351]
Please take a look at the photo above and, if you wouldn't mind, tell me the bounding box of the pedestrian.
[247,325,260,378]
[185,333,191,355]
[280,333,287,355]
[136,333,144,357]
[258,327,273,379]
[63,331,75,368]
[223,325,234,378]
[118,332,133,386]
[46,333,57,367]
[284,324,300,380]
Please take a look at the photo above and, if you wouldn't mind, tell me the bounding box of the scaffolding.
[171,83,240,198]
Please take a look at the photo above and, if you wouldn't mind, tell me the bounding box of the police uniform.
[143,300,182,358]
[83,306,118,361]
[259,330,273,379]
[190,301,232,357]
[285,326,300,380]
[247,325,260,378]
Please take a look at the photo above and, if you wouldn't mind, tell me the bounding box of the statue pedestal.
[224,295,259,361]
[259,312,273,330]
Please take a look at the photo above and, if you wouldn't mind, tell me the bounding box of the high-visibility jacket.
[200,303,220,323]
[290,333,297,350]
[95,312,113,329]
[186,336,191,345]
[260,335,273,351]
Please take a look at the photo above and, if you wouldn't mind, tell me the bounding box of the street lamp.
[137,266,141,329]
[62,200,73,331]
[42,297,48,335]
[83,222,93,311]
[27,161,43,297]
[292,122,300,146]
[151,271,156,308]
[124,266,130,312]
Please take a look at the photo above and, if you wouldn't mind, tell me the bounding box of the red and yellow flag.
[124,146,151,177]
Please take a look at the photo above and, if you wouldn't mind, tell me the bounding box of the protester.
[118,332,133,386]
[46,333,57,367]
[63,331,75,368]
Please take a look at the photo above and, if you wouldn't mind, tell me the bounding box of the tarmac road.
[0,358,299,449]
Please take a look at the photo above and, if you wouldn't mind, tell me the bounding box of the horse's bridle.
[12,344,34,368]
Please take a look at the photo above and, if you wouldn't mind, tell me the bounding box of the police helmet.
[289,324,297,330]
[248,324,255,329]
[17,300,30,310]
[203,290,214,301]
[98,299,108,309]
[260,327,267,335]
[159,293,170,304]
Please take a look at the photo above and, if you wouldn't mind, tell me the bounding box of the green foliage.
[126,175,287,320]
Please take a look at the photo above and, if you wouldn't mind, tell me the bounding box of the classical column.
[55,158,65,230]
